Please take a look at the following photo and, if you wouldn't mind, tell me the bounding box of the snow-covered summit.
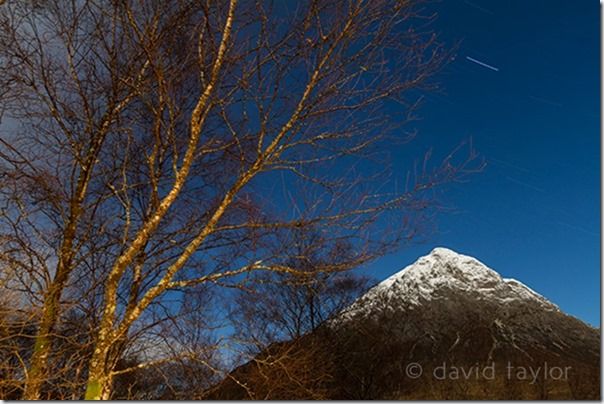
[320,248,599,401]
[379,247,502,290]
[336,247,559,322]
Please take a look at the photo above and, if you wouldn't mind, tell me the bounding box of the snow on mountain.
[213,247,600,400]
[335,247,559,323]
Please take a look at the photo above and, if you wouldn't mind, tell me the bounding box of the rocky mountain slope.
[209,248,600,399]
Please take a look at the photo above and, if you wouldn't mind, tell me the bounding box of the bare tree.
[220,231,373,399]
[106,285,223,399]
[229,228,373,347]
[0,0,481,399]
[0,0,160,397]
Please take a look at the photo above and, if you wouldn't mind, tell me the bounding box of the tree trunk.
[22,270,69,399]
[84,341,113,400]
[23,171,85,398]
[22,321,51,400]
[84,275,121,400]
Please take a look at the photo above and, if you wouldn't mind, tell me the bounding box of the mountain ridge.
[208,247,600,399]
[332,247,561,326]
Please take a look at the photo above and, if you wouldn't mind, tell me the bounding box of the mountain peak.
[381,247,501,289]
[217,248,599,400]
[336,248,559,323]
[428,246,462,257]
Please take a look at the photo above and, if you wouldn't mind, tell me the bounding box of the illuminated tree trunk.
[22,287,59,400]
[22,236,77,399]
[84,343,113,400]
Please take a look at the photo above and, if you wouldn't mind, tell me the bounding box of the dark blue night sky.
[361,0,600,325]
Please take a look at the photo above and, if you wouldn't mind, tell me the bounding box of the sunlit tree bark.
[0,0,482,399]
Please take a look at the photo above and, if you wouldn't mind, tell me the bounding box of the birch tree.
[0,0,481,399]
